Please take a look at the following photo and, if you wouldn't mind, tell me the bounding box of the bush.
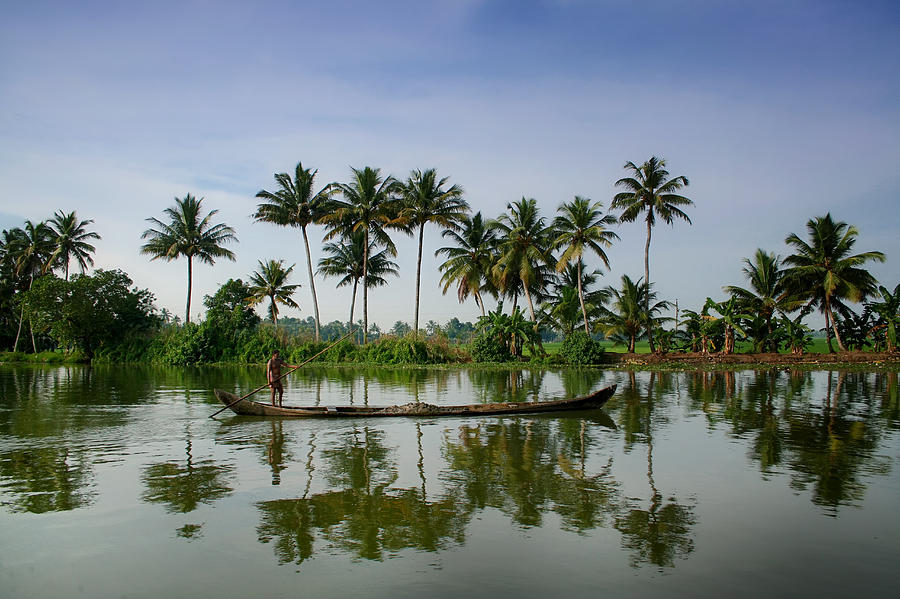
[559,331,605,365]
[470,332,512,363]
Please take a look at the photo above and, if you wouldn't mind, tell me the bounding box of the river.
[0,365,897,598]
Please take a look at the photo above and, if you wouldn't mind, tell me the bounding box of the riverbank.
[602,351,900,370]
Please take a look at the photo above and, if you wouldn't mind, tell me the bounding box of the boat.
[213,384,615,418]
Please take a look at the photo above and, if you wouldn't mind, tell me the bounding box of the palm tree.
[491,198,554,324]
[322,167,403,343]
[247,259,301,329]
[253,162,332,342]
[140,194,237,324]
[784,213,885,352]
[867,284,899,352]
[724,249,799,352]
[400,168,468,337]
[46,210,101,280]
[553,196,619,334]
[317,229,399,330]
[611,156,692,352]
[8,221,53,351]
[435,212,497,317]
[600,275,669,353]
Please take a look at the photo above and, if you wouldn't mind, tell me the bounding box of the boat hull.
[213,385,615,418]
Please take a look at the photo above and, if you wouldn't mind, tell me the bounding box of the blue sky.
[2,0,898,328]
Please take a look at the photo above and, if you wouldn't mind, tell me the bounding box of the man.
[266,350,294,406]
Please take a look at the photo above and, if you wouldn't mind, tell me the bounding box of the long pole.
[209,329,355,418]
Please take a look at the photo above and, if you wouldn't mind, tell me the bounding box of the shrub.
[559,331,605,365]
[470,332,513,363]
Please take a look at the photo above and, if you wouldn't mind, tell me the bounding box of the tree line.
[1,156,896,361]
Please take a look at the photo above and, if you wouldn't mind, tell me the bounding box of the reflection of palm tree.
[614,372,696,568]
[141,434,233,513]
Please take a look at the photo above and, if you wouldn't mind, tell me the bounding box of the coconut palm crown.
[47,210,101,280]
[553,196,619,333]
[140,194,237,324]
[247,259,300,329]
[783,213,885,352]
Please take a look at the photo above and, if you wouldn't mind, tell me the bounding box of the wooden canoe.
[213,384,615,418]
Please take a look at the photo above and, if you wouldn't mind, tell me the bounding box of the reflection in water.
[1,365,898,585]
[0,446,95,513]
[141,432,233,514]
[613,372,696,567]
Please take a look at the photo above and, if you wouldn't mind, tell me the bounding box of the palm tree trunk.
[414,223,424,338]
[644,217,655,352]
[185,256,193,324]
[362,229,369,344]
[13,299,25,352]
[827,298,847,351]
[577,260,590,334]
[301,226,321,343]
[271,297,278,330]
[349,278,358,333]
[475,289,485,317]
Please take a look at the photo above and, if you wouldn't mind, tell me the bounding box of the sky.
[1,0,898,329]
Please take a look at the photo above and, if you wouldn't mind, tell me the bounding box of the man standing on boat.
[266,350,294,407]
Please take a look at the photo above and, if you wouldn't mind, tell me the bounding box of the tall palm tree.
[491,198,554,324]
[724,249,799,352]
[400,168,468,337]
[322,167,403,343]
[784,213,885,352]
[611,156,691,352]
[435,212,497,317]
[553,196,619,334]
[47,210,101,280]
[247,259,300,329]
[140,194,237,324]
[253,162,332,342]
[317,229,399,329]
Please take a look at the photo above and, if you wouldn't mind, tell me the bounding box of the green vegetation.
[1,156,896,366]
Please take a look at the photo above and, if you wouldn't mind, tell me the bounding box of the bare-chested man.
[266,350,294,406]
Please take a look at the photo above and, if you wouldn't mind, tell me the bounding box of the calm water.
[1,365,898,598]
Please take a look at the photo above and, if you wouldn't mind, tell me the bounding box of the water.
[0,365,898,598]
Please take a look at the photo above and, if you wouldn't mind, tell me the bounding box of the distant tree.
[140,194,237,324]
[436,212,497,317]
[247,259,300,330]
[552,196,618,334]
[399,168,468,337]
[611,156,691,352]
[784,213,885,352]
[390,321,412,337]
[21,269,157,358]
[47,210,101,281]
[253,162,332,341]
